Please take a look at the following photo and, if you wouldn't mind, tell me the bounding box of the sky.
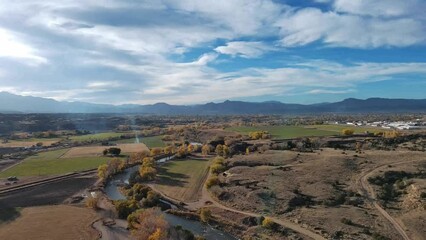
[0,0,425,105]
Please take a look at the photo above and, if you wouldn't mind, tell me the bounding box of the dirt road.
[154,169,326,240]
[356,160,423,240]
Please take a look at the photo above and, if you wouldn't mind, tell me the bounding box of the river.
[104,160,237,240]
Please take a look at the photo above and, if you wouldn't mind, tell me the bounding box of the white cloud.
[87,81,121,89]
[191,53,219,65]
[88,57,426,104]
[0,28,47,65]
[0,0,425,105]
[165,0,285,36]
[333,0,426,17]
[308,89,355,94]
[275,8,426,48]
[215,41,275,58]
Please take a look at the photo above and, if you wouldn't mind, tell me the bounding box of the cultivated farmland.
[0,138,61,148]
[61,143,148,158]
[0,149,117,177]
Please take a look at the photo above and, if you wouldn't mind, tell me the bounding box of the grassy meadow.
[112,135,165,148]
[154,158,211,202]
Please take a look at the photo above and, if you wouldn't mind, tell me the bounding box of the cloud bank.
[0,0,424,104]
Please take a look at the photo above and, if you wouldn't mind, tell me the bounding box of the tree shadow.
[0,207,21,224]
[156,166,189,187]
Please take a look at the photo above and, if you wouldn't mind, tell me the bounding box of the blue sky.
[0,0,425,105]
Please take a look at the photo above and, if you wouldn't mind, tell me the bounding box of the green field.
[155,158,211,202]
[70,133,165,148]
[139,136,165,148]
[114,135,165,148]
[0,149,116,177]
[69,132,125,142]
[306,124,382,134]
[226,124,381,139]
[112,138,138,144]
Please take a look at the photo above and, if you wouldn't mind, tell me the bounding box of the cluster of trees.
[128,184,160,207]
[139,157,157,181]
[214,144,230,157]
[372,130,401,139]
[32,130,59,138]
[175,143,200,158]
[130,143,201,162]
[97,158,126,180]
[102,147,121,156]
[129,150,151,165]
[206,157,226,189]
[115,199,139,219]
[210,157,226,174]
[201,144,213,155]
[382,130,401,138]
[115,184,161,219]
[128,208,203,240]
[368,170,425,203]
[248,131,271,140]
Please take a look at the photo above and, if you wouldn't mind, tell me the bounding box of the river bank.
[99,157,238,240]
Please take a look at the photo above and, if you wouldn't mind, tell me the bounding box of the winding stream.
[104,160,237,240]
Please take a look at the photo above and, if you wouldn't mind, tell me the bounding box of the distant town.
[330,119,426,130]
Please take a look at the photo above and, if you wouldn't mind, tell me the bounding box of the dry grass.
[399,211,426,240]
[61,143,149,158]
[0,139,60,148]
[218,148,426,239]
[0,205,98,240]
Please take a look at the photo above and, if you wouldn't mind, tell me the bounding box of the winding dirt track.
[153,169,326,240]
[356,159,424,240]
[201,176,326,240]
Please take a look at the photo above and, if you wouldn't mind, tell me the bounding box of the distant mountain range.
[0,92,425,114]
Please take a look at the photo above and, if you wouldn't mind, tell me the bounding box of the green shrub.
[340,218,353,225]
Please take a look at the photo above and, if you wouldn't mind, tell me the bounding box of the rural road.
[356,159,424,240]
[198,175,327,240]
[153,169,327,240]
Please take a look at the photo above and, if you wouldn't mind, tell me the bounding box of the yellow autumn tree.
[97,164,108,180]
[215,144,223,156]
[148,228,166,240]
[131,208,169,240]
[201,144,211,155]
[342,129,355,136]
